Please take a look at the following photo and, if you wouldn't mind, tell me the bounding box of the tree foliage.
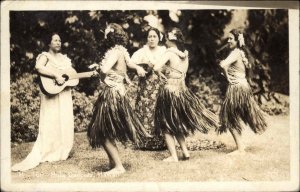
[246,9,289,95]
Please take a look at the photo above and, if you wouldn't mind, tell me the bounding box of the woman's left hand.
[89,63,100,70]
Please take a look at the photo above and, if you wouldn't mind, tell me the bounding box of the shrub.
[72,88,97,132]
[11,73,40,142]
[187,70,223,114]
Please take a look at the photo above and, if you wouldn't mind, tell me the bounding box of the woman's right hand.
[136,66,147,77]
[55,75,65,85]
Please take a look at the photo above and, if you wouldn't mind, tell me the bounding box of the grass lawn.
[11,115,290,182]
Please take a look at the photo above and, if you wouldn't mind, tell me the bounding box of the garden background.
[10,9,289,143]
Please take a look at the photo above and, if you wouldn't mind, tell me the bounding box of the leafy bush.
[184,138,226,151]
[72,86,100,132]
[258,92,289,115]
[11,73,40,142]
[187,69,223,114]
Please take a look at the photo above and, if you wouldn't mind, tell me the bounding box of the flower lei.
[239,49,250,68]
[100,45,130,67]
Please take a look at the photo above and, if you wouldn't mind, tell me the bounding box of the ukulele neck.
[69,71,95,80]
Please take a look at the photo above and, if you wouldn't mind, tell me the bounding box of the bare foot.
[109,161,116,169]
[163,156,178,162]
[182,155,190,161]
[103,167,126,177]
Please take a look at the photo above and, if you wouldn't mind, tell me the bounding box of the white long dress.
[12,52,74,172]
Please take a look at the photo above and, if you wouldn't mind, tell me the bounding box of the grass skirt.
[218,82,267,134]
[154,85,219,137]
[87,85,149,148]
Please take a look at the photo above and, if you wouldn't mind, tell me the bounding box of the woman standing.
[12,33,75,171]
[217,29,267,154]
[153,28,219,162]
[87,23,149,176]
[131,27,166,150]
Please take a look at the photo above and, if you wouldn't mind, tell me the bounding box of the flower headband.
[104,25,114,39]
[238,33,245,47]
[168,30,177,41]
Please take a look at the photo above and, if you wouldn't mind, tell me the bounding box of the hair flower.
[104,25,115,39]
[238,33,245,47]
[159,32,163,41]
[168,30,177,41]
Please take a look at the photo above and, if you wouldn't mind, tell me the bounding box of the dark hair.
[229,28,253,69]
[46,32,60,45]
[105,23,129,48]
[147,27,161,41]
[229,29,244,48]
[167,27,186,52]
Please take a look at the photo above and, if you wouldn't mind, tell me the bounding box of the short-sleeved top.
[36,52,72,70]
[131,45,166,66]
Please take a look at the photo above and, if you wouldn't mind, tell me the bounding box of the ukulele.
[39,67,97,95]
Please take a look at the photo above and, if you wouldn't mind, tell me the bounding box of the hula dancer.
[217,29,267,154]
[153,28,219,162]
[88,23,149,176]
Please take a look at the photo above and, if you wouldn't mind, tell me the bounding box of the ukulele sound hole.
[62,74,69,81]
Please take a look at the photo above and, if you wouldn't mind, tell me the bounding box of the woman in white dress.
[12,33,75,171]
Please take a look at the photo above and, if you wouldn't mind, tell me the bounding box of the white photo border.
[1,1,299,191]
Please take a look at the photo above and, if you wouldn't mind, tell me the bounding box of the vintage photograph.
[1,1,299,191]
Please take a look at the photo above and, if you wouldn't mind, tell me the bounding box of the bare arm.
[153,52,170,81]
[100,51,119,74]
[219,49,238,69]
[126,53,147,77]
[219,49,239,82]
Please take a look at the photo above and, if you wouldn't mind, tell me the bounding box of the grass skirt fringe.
[154,87,219,137]
[87,85,149,148]
[218,83,267,134]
